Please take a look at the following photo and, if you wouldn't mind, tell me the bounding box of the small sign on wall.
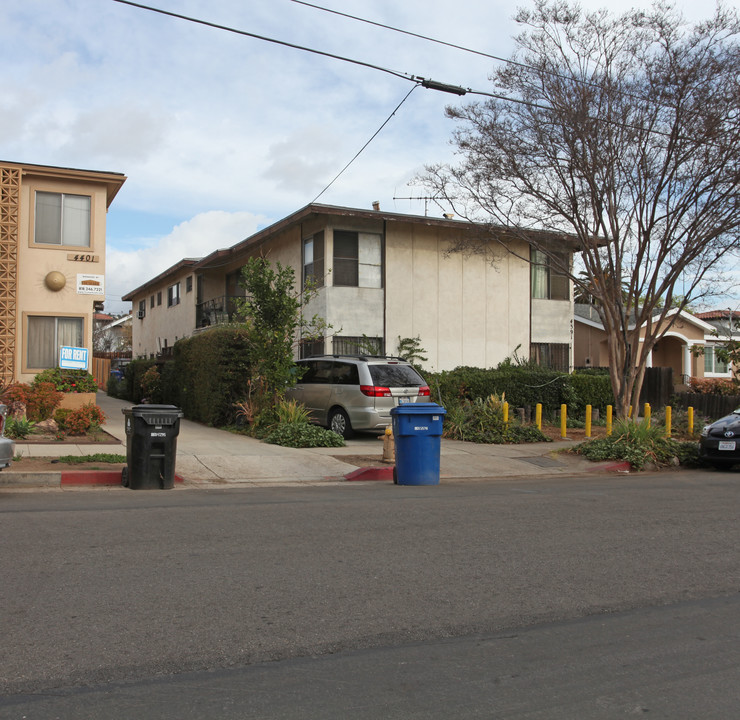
[77,274,104,295]
[59,346,89,371]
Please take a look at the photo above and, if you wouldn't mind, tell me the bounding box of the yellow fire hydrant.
[382,426,395,463]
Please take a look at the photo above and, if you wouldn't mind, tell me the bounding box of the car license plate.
[398,396,411,404]
[718,441,736,451]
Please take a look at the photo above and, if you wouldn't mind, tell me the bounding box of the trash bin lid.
[122,405,184,425]
[390,402,446,416]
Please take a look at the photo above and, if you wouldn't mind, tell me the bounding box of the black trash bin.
[122,405,183,489]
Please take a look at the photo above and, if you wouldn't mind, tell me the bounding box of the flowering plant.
[33,368,98,393]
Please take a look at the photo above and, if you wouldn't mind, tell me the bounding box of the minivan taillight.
[418,386,431,396]
[360,385,392,397]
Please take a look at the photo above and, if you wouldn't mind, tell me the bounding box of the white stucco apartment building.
[123,203,575,373]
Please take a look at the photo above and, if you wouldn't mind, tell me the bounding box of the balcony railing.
[195,295,244,328]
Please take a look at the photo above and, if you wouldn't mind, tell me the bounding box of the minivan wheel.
[329,408,353,439]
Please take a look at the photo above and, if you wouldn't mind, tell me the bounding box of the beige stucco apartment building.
[0,161,126,384]
[123,204,576,373]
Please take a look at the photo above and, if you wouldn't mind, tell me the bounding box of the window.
[531,343,569,372]
[186,276,193,293]
[34,191,91,247]
[531,249,569,300]
[332,231,382,288]
[333,335,384,355]
[300,336,324,358]
[150,295,155,309]
[27,316,84,369]
[138,300,146,318]
[157,291,162,306]
[704,346,729,374]
[303,231,325,288]
[167,283,180,307]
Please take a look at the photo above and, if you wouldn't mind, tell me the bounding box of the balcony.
[195,295,243,329]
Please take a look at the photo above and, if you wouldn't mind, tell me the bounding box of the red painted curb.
[60,471,185,486]
[344,466,394,482]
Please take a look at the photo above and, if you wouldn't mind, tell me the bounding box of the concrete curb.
[0,470,185,488]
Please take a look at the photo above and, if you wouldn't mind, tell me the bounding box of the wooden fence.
[672,392,740,420]
[91,357,111,389]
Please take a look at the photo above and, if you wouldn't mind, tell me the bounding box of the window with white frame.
[704,346,729,374]
[34,191,91,247]
[332,230,382,288]
[167,282,180,307]
[531,249,569,300]
[27,316,84,369]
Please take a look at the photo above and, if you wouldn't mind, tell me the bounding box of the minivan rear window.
[369,364,425,387]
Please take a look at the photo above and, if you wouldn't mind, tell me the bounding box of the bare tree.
[421,1,740,417]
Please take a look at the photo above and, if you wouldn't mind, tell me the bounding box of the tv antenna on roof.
[393,194,440,217]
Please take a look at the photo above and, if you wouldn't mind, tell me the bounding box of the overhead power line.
[112,1,729,154]
[112,0,414,83]
[311,85,418,203]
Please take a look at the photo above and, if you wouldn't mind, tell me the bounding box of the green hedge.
[426,362,613,419]
[159,326,254,426]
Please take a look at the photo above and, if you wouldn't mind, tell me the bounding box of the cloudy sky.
[0,0,730,313]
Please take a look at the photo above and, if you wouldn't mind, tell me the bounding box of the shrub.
[443,394,550,444]
[687,377,737,395]
[27,381,64,421]
[159,327,254,426]
[4,417,35,439]
[107,375,124,398]
[53,408,73,430]
[1,383,32,417]
[1,382,63,422]
[274,398,311,425]
[122,359,157,403]
[65,404,106,436]
[573,419,686,470]
[33,368,98,393]
[264,423,345,448]
[140,366,162,403]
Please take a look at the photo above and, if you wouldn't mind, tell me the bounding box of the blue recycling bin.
[390,403,447,486]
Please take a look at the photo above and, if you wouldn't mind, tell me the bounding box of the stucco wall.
[16,174,109,381]
[384,223,531,371]
[131,270,197,358]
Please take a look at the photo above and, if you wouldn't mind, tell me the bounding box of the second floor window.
[168,282,180,307]
[303,231,325,288]
[35,191,91,247]
[531,249,569,300]
[333,231,382,288]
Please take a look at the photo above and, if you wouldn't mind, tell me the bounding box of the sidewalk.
[2,392,604,488]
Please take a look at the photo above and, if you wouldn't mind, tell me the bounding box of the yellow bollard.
[688,406,694,435]
[665,405,672,437]
[503,401,509,427]
[606,405,613,436]
[585,404,592,438]
[560,403,567,439]
[535,403,542,431]
[644,403,651,428]
[628,405,633,418]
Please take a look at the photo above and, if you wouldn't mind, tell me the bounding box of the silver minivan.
[286,355,430,438]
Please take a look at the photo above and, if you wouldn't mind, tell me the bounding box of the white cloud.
[105,210,266,313]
